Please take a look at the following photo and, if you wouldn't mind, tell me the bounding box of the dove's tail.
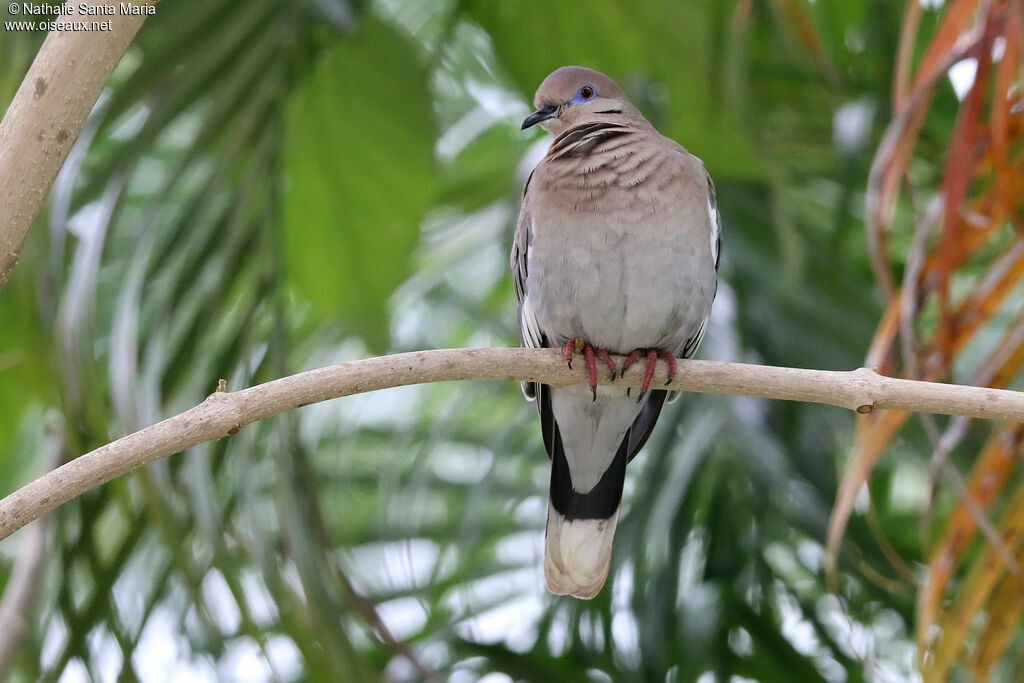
[544,504,621,599]
[542,422,629,599]
[544,507,622,598]
[536,382,671,598]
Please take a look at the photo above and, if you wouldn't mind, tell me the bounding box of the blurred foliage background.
[1,0,1023,680]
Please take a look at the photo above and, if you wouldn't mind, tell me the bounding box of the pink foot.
[564,338,617,401]
[620,348,678,401]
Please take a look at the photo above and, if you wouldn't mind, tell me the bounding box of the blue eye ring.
[577,85,596,101]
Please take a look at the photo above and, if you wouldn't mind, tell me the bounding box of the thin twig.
[331,557,436,680]
[3,347,1024,544]
[940,458,1019,574]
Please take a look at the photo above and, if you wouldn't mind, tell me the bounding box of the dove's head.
[522,66,641,136]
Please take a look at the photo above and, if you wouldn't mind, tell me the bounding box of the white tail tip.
[543,501,619,599]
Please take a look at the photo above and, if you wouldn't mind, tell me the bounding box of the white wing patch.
[513,214,543,400]
[520,293,544,351]
[682,317,708,360]
[706,175,721,268]
[708,200,720,263]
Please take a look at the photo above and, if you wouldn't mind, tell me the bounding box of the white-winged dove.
[512,66,721,599]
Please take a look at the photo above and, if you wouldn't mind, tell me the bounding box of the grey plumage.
[512,66,720,598]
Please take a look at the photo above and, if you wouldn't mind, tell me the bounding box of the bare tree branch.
[0,1,152,287]
[1,347,1024,543]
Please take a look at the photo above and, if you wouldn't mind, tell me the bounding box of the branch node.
[850,366,884,413]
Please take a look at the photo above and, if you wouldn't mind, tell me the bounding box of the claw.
[642,350,658,391]
[660,350,677,386]
[565,339,616,400]
[620,349,644,379]
[596,348,617,381]
[619,347,678,401]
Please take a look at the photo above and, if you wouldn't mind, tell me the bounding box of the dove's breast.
[525,126,717,354]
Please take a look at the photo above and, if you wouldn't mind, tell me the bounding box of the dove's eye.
[578,86,595,100]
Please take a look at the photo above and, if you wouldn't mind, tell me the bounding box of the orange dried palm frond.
[831,1,1024,676]
[865,0,986,297]
[917,424,1024,657]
